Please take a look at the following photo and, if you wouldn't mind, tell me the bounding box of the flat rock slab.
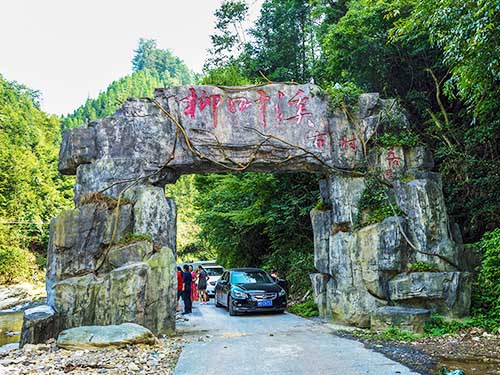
[57,323,156,350]
[371,306,431,334]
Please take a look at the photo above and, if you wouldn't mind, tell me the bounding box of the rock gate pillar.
[20,84,472,344]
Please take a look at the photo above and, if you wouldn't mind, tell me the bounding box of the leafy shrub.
[0,246,35,284]
[424,315,474,336]
[377,132,420,148]
[288,298,319,318]
[471,228,500,332]
[326,81,363,110]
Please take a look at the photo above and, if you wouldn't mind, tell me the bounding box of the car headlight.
[278,289,286,297]
[210,281,216,286]
[231,288,248,299]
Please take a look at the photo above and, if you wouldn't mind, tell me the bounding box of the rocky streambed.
[0,335,187,374]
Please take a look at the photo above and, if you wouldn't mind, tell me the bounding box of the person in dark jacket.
[182,264,192,314]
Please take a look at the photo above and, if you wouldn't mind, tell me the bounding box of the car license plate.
[257,300,273,307]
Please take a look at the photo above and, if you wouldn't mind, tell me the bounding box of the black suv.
[214,268,287,316]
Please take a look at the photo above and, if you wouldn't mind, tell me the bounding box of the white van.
[183,261,224,297]
[204,264,224,297]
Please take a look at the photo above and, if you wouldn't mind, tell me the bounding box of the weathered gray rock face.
[307,94,470,328]
[394,175,459,270]
[23,183,177,345]
[25,84,471,341]
[328,176,365,227]
[357,217,408,299]
[310,209,331,274]
[309,273,330,317]
[56,323,156,350]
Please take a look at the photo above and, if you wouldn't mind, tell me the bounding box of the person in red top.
[176,266,183,312]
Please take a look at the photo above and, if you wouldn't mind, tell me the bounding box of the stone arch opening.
[21,84,472,345]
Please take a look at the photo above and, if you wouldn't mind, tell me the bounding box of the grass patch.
[288,298,319,318]
[314,200,331,211]
[352,327,420,342]
[408,261,440,272]
[117,232,153,246]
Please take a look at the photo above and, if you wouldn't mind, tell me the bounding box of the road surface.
[173,300,420,375]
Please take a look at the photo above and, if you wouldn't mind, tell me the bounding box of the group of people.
[176,264,210,315]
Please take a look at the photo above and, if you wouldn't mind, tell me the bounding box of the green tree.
[0,74,73,282]
[242,0,317,82]
[205,1,249,70]
[193,173,319,296]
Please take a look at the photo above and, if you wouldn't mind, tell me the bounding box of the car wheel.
[228,296,237,316]
[276,309,285,314]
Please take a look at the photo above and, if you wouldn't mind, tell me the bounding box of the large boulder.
[20,305,59,347]
[107,241,153,268]
[56,323,156,350]
[356,217,408,299]
[388,272,472,317]
[53,247,176,334]
[310,273,330,317]
[125,186,177,252]
[46,202,132,305]
[327,231,387,327]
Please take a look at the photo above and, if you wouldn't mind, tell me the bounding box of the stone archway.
[21,84,471,345]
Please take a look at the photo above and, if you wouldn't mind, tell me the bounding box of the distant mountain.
[61,39,193,130]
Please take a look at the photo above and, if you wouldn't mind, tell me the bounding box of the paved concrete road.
[173,300,420,375]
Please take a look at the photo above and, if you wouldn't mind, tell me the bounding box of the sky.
[0,0,262,115]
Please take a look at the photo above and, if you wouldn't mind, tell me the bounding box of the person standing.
[176,266,183,312]
[189,265,198,303]
[197,265,210,304]
[182,264,192,314]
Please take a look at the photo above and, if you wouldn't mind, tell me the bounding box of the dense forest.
[0,0,499,330]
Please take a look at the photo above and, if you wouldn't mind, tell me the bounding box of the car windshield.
[205,267,223,277]
[231,271,272,284]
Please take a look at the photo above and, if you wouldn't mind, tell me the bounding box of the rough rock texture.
[56,323,156,350]
[24,84,472,341]
[370,306,431,334]
[328,176,365,227]
[19,305,59,347]
[309,273,330,317]
[394,175,459,270]
[53,246,176,334]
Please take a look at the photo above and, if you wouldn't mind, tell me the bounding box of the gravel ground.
[0,335,187,375]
